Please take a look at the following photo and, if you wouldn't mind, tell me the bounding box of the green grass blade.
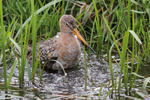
[7,59,18,87]
[128,30,142,44]
[6,17,16,33]
[16,0,24,14]
[103,15,121,57]
[9,37,32,80]
[36,7,51,31]
[2,34,7,91]
[14,0,62,39]
[50,60,66,84]
[104,82,119,99]
[92,0,103,54]
[32,59,40,80]
[0,0,4,31]
[63,0,70,14]
[98,83,103,98]
[131,72,145,78]
[20,14,24,87]
[76,4,92,20]
[9,37,21,52]
[127,0,131,29]
[31,0,37,82]
[130,11,135,90]
[118,31,129,93]
[89,17,96,53]
[142,78,150,89]
[0,0,8,91]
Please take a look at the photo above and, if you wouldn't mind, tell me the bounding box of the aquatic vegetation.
[0,0,150,99]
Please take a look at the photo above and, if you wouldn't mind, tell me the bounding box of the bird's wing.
[27,36,59,68]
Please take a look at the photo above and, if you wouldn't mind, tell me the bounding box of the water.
[0,53,150,99]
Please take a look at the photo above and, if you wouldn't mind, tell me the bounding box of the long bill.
[73,28,97,55]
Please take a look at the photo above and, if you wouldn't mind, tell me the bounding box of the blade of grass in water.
[20,14,24,87]
[109,40,117,87]
[124,53,129,91]
[24,21,32,80]
[37,43,42,82]
[142,77,150,89]
[32,59,40,80]
[0,0,8,91]
[131,47,143,89]
[9,36,32,81]
[19,14,29,87]
[98,83,103,98]
[7,59,17,87]
[130,11,135,90]
[49,60,66,84]
[104,82,119,100]
[103,15,121,87]
[31,0,37,82]
[2,27,7,91]
[118,31,129,93]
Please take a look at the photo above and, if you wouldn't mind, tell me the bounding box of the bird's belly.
[60,49,80,68]
[52,43,81,70]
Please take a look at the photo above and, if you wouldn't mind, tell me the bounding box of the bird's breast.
[60,36,81,57]
[57,35,81,66]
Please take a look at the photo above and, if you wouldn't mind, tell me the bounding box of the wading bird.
[27,15,96,70]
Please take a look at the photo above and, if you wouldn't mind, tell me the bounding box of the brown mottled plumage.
[27,15,96,70]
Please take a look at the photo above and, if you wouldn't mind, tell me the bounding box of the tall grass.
[19,14,30,87]
[0,0,7,91]
[92,0,103,55]
[31,0,37,82]
[0,0,150,98]
[119,31,129,92]
[101,0,148,95]
[0,0,19,91]
[11,0,64,83]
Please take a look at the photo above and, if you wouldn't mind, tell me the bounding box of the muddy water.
[0,53,149,99]
[37,53,117,99]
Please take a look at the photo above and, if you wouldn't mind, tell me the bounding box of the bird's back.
[27,34,59,69]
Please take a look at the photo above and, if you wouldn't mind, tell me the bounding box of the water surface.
[0,53,149,99]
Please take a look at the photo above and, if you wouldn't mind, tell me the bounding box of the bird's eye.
[65,22,73,30]
[66,22,68,26]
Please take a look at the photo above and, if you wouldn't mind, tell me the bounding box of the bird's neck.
[60,32,74,39]
[59,32,78,46]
